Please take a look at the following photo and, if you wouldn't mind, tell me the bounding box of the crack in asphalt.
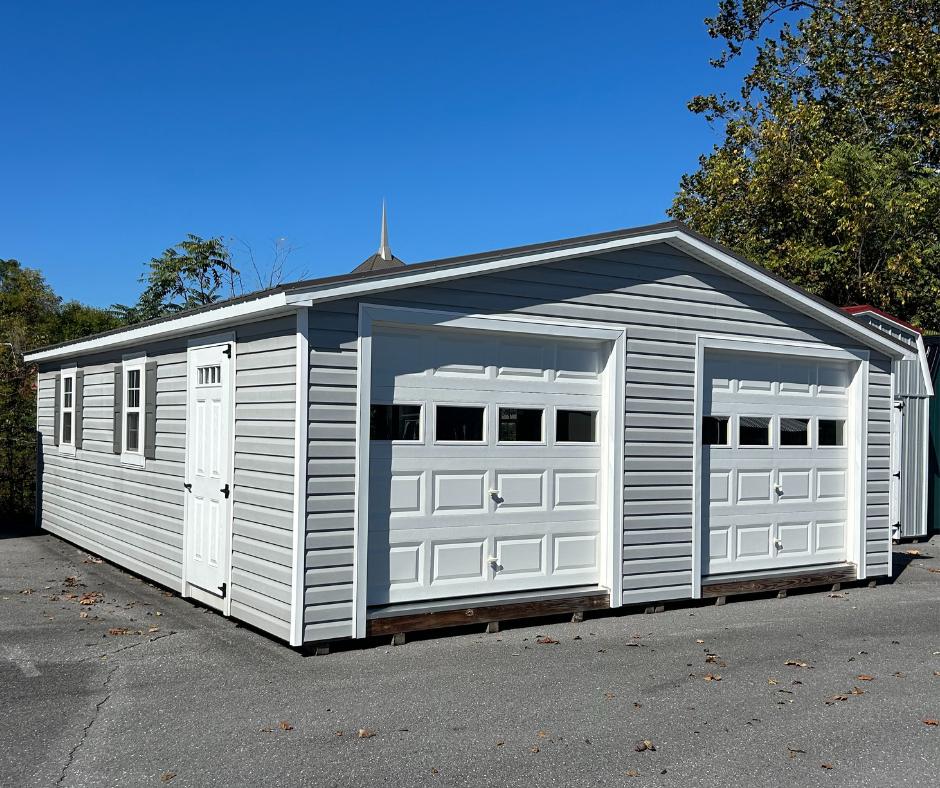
[55,665,117,787]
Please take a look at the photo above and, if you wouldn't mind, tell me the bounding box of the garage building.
[25,221,927,647]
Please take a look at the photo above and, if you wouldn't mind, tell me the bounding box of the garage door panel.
[368,326,607,605]
[704,352,851,577]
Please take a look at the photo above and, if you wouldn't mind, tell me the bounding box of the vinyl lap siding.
[302,242,896,640]
[865,356,893,576]
[303,313,357,643]
[229,317,297,642]
[37,355,187,588]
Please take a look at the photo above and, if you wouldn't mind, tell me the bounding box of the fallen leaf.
[851,687,864,695]
[78,612,88,618]
[20,589,35,595]
[358,729,374,738]
[536,637,558,645]
[893,672,906,678]
[784,660,808,668]
[430,768,438,774]
[703,673,721,681]
[334,731,342,736]
[605,693,615,698]
[260,727,272,732]
[531,746,539,753]
[789,749,805,758]
[108,628,132,636]
[585,738,591,744]
[857,675,876,681]
[626,770,639,778]
[906,549,921,555]
[934,671,940,676]
[537,732,549,738]
[634,702,642,708]
[496,740,504,746]
[769,679,778,685]
[792,680,802,685]
[695,639,704,643]
[833,695,848,701]
[635,739,656,752]
[828,593,844,598]
[924,719,939,726]
[280,721,293,731]
[598,649,607,653]
[161,775,176,782]
[821,764,834,770]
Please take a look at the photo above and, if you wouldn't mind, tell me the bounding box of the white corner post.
[290,307,310,646]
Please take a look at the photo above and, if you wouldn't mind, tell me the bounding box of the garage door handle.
[892,472,901,479]
[773,537,783,548]
[487,555,499,566]
[774,483,783,494]
[488,488,500,497]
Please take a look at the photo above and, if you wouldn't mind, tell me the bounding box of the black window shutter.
[144,360,157,460]
[113,365,123,454]
[53,373,61,447]
[74,370,84,450]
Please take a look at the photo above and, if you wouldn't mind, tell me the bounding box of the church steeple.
[352,201,406,273]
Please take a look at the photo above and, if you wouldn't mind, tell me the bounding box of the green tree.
[113,235,238,324]
[0,259,121,522]
[670,0,940,329]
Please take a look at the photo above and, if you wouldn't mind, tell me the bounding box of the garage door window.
[818,419,845,446]
[702,416,729,446]
[498,407,543,442]
[436,405,485,442]
[371,404,422,441]
[779,418,809,447]
[556,409,597,443]
[739,416,770,446]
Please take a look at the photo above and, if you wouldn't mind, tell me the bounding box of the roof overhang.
[24,225,917,365]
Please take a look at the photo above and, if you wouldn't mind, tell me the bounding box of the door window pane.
[63,377,72,408]
[739,416,770,446]
[126,412,140,452]
[370,404,421,441]
[556,410,597,442]
[498,408,543,442]
[818,419,845,446]
[436,406,484,442]
[127,369,141,408]
[702,416,729,445]
[780,418,809,446]
[63,412,72,444]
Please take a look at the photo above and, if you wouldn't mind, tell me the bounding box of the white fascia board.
[916,334,935,397]
[287,229,915,363]
[24,292,292,363]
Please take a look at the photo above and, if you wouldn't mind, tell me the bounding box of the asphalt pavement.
[2,528,939,788]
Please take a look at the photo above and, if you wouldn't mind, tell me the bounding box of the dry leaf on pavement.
[821,764,834,770]
[358,729,375,738]
[857,675,875,681]
[279,721,293,731]
[924,719,939,726]
[161,775,176,782]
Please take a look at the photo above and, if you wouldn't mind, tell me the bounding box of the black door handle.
[220,483,230,498]
[892,472,901,479]
[183,482,192,491]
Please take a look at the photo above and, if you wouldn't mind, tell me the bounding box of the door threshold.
[187,583,225,612]
[701,564,856,598]
[366,586,610,637]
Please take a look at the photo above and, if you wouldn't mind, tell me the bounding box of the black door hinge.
[223,344,232,358]
[218,582,227,599]
[894,400,904,410]
[893,472,901,479]
[220,483,230,499]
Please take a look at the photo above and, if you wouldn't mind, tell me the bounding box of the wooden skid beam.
[701,566,856,599]
[367,594,610,637]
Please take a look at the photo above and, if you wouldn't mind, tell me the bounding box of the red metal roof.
[843,305,922,335]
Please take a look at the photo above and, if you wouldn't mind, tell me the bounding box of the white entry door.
[703,351,852,576]
[367,326,608,606]
[184,342,233,600]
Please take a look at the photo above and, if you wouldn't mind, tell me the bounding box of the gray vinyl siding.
[303,242,898,641]
[36,316,297,643]
[229,316,297,642]
[865,356,893,576]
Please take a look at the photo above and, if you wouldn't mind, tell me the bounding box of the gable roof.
[24,220,917,363]
[843,305,922,335]
[843,306,933,396]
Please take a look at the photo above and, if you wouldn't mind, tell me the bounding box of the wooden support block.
[777,590,787,599]
[830,583,841,593]
[391,632,406,646]
[715,596,727,606]
[315,644,329,656]
[868,580,877,588]
[485,621,500,634]
[571,611,584,623]
[644,605,665,614]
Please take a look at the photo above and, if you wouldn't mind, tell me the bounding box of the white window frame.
[369,401,425,444]
[432,402,488,445]
[495,405,546,446]
[121,353,146,468]
[59,364,77,456]
[553,407,600,445]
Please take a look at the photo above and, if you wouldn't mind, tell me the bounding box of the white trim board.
[26,228,916,365]
[691,335,870,597]
[350,304,627,640]
[290,308,310,646]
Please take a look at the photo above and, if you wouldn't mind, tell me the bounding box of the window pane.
[780,418,809,446]
[739,416,770,446]
[63,412,72,444]
[127,369,140,408]
[436,406,484,442]
[819,419,845,446]
[126,412,140,452]
[557,410,597,442]
[64,377,72,408]
[702,416,729,445]
[498,408,543,442]
[370,404,421,441]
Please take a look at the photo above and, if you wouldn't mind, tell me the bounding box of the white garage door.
[367,326,608,606]
[703,352,851,576]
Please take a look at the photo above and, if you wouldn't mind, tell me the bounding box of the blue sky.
[0,1,745,308]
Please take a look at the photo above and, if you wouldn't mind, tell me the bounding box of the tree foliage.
[112,235,238,323]
[670,0,940,329]
[0,260,122,522]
